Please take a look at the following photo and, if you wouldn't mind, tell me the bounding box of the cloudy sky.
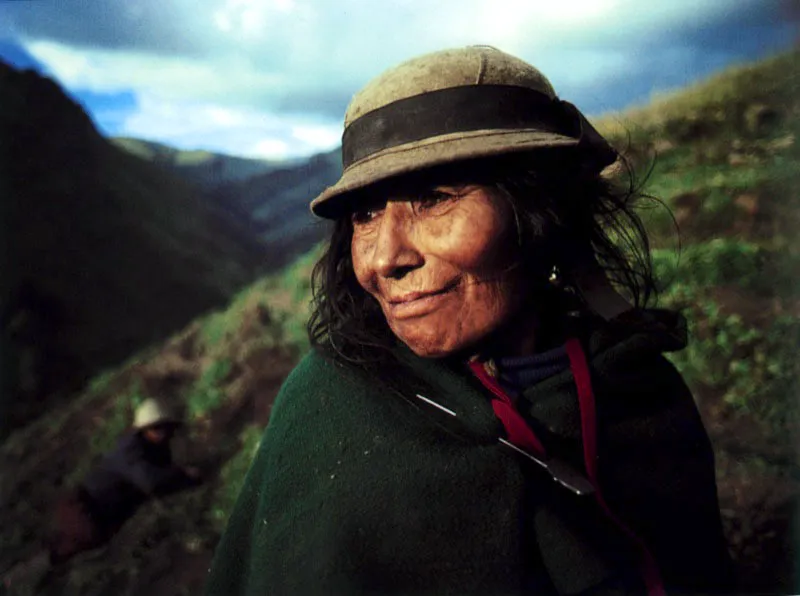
[0,0,796,160]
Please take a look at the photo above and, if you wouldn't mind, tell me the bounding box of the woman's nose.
[371,203,424,279]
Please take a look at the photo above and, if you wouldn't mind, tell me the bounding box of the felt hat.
[133,398,179,430]
[310,45,617,218]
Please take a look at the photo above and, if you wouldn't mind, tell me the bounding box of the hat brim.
[310,128,580,219]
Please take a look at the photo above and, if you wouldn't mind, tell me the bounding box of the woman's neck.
[481,290,568,358]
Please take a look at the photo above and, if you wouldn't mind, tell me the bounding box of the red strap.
[468,361,546,457]
[565,338,598,482]
[469,343,665,596]
[565,338,666,596]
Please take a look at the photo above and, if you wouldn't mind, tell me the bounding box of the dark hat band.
[341,84,614,170]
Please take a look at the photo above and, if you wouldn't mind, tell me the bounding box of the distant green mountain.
[0,62,269,434]
[214,148,340,269]
[111,137,287,188]
[112,138,340,271]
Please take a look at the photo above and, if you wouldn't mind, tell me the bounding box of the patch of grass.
[194,244,320,359]
[87,370,116,395]
[653,239,768,294]
[252,243,321,354]
[208,424,263,531]
[186,359,232,418]
[655,240,800,303]
[201,312,230,348]
[643,152,769,201]
[664,290,800,427]
[89,382,146,455]
[276,311,311,353]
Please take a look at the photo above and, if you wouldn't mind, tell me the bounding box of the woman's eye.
[351,207,379,225]
[414,190,456,211]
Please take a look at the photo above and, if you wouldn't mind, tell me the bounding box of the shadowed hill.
[1,50,798,595]
[0,62,269,435]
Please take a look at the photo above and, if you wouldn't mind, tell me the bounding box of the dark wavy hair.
[308,148,657,367]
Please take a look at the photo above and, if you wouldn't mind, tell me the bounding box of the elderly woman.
[206,47,732,595]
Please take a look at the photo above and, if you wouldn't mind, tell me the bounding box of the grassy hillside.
[597,50,800,428]
[0,63,270,435]
[0,252,317,596]
[1,50,798,594]
[596,50,800,589]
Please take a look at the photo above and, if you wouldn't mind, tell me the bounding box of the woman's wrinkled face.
[350,183,523,358]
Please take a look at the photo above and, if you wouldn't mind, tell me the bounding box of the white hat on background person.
[133,398,179,430]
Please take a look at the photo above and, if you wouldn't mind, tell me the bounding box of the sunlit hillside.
[597,50,799,427]
[1,49,798,595]
[597,50,800,589]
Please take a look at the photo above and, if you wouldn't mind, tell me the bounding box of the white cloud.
[210,0,314,42]
[25,40,289,108]
[250,138,290,159]
[21,0,748,114]
[273,0,296,13]
[118,94,341,159]
[12,0,771,156]
[452,0,621,53]
[291,124,341,149]
[213,11,234,33]
[207,107,247,127]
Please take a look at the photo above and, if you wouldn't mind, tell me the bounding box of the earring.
[549,265,582,318]
[548,265,562,287]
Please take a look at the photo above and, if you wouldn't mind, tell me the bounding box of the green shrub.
[653,239,768,293]
[186,359,232,418]
[661,283,799,426]
[201,312,229,347]
[87,370,116,395]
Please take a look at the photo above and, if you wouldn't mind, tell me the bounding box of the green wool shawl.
[205,310,732,595]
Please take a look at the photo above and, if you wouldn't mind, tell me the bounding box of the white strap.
[573,262,632,321]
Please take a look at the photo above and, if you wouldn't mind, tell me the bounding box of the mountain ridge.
[110,137,294,188]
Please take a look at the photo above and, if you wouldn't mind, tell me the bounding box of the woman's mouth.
[385,283,458,320]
